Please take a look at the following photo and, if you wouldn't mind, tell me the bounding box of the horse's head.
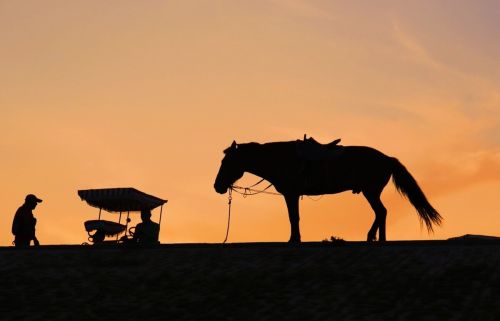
[214,140,245,194]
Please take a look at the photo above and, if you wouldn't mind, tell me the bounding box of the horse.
[214,138,442,243]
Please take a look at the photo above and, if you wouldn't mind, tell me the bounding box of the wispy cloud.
[392,19,446,72]
[392,18,500,93]
[421,149,500,198]
[268,0,336,21]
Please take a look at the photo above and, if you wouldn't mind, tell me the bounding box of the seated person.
[131,209,160,244]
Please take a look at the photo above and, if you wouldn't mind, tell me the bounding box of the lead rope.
[222,179,279,243]
[222,187,233,244]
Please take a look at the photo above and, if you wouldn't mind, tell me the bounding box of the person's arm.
[31,216,39,246]
[12,212,20,235]
[132,224,142,243]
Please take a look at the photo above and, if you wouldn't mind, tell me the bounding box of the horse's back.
[342,145,390,159]
[310,145,393,193]
[242,140,394,195]
[335,146,392,170]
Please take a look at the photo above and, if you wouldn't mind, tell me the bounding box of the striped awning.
[78,188,167,213]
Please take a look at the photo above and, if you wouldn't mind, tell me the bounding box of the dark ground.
[1,240,499,321]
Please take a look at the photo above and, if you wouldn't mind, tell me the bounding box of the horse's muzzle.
[214,184,228,194]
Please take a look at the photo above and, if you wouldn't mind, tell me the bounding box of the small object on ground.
[322,235,346,244]
[447,234,500,241]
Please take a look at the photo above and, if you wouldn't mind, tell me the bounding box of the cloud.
[420,148,500,198]
[268,0,336,21]
[392,18,500,94]
[392,19,444,72]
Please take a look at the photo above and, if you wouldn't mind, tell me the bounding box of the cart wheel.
[89,229,105,243]
[87,230,95,243]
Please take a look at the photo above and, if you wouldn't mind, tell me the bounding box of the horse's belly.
[303,168,367,195]
[302,185,351,196]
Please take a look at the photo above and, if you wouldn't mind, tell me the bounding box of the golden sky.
[1,0,499,245]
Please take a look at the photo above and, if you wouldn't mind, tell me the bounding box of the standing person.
[12,194,42,247]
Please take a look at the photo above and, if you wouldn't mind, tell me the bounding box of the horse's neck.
[244,159,271,180]
[240,142,292,181]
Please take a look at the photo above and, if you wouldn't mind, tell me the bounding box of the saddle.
[296,136,343,161]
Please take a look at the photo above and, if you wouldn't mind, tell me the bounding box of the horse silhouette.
[214,138,442,243]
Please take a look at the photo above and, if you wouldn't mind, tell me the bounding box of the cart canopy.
[78,188,167,213]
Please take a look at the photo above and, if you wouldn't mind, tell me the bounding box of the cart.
[78,188,168,244]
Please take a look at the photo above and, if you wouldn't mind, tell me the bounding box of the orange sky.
[1,1,499,245]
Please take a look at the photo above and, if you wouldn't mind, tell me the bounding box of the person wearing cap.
[12,194,42,247]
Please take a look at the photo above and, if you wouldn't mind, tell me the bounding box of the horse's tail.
[391,158,442,232]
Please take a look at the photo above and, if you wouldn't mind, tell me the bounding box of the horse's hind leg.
[363,190,387,242]
[284,194,301,243]
[366,219,378,242]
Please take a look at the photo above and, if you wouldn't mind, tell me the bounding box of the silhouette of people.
[131,209,160,244]
[12,194,42,247]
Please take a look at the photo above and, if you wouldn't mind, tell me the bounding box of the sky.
[1,0,499,245]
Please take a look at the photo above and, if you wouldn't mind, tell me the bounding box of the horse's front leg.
[284,194,301,243]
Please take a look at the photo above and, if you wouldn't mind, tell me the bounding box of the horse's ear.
[224,140,238,154]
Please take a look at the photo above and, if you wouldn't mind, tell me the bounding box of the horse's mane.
[238,141,295,150]
[232,142,260,156]
[224,142,260,154]
[236,141,296,158]
[238,141,296,148]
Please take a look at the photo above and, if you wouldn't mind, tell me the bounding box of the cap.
[25,194,43,203]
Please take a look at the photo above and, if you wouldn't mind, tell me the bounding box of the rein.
[222,179,279,244]
[222,188,233,244]
[221,178,322,243]
[231,183,280,196]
